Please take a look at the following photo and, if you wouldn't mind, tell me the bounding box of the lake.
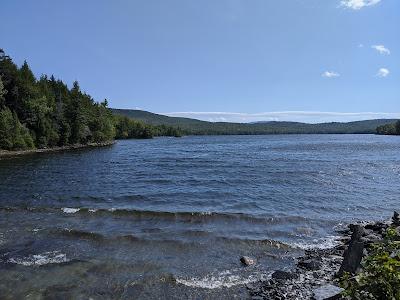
[0,135,399,299]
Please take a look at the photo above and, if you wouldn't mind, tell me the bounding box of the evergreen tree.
[0,76,6,108]
[0,107,34,150]
[0,49,177,151]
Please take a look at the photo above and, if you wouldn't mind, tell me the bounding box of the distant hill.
[111,108,397,135]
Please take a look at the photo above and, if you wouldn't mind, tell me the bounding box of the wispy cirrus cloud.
[340,0,382,10]
[322,71,340,78]
[371,45,390,55]
[376,68,390,77]
[162,111,400,124]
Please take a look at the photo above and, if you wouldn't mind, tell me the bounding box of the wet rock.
[365,222,388,233]
[361,233,381,244]
[392,211,400,227]
[390,249,400,259]
[333,244,346,252]
[313,284,343,300]
[272,270,298,280]
[348,224,365,239]
[240,256,255,266]
[337,223,366,276]
[336,228,350,235]
[298,258,322,271]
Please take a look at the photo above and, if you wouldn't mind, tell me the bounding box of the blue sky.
[1,0,399,123]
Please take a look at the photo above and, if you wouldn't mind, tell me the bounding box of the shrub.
[340,228,400,299]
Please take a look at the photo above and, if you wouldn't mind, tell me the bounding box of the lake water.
[0,135,399,299]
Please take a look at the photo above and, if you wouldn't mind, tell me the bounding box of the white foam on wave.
[175,269,270,289]
[61,207,80,214]
[8,251,69,266]
[290,235,341,250]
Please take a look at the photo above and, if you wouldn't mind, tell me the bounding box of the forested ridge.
[1,48,397,153]
[112,108,398,136]
[376,121,400,135]
[0,49,181,151]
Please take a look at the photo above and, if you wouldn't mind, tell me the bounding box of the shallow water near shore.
[0,134,399,299]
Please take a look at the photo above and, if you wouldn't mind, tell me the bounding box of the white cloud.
[371,45,390,55]
[340,0,382,10]
[376,68,389,77]
[162,111,400,124]
[322,71,340,78]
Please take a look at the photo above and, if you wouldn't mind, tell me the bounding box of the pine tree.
[0,76,7,108]
[396,121,400,135]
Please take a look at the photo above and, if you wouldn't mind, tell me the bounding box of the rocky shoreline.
[247,212,400,300]
[0,140,115,159]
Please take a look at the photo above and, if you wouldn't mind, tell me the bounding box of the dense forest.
[1,48,397,152]
[0,49,181,151]
[376,121,400,135]
[112,108,398,135]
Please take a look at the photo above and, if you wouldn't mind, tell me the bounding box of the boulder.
[361,233,381,244]
[298,258,322,271]
[313,284,343,300]
[271,270,298,280]
[348,224,365,239]
[338,224,366,276]
[240,256,255,266]
[392,211,400,227]
[365,222,388,233]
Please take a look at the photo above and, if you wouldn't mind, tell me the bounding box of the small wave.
[2,206,318,227]
[8,251,69,266]
[53,228,142,244]
[60,228,104,241]
[176,269,270,289]
[290,235,341,250]
[61,207,80,214]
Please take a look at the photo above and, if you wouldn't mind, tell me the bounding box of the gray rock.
[240,256,255,266]
[272,270,298,280]
[313,284,343,300]
[348,224,365,239]
[390,249,400,258]
[298,258,322,270]
[338,223,366,275]
[365,222,388,233]
[361,233,381,244]
[392,211,400,226]
[338,240,364,275]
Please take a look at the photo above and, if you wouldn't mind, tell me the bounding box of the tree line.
[113,108,399,136]
[376,121,400,136]
[0,49,181,151]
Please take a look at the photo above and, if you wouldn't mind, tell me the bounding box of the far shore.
[0,141,116,159]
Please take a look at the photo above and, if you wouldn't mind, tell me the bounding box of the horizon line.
[156,111,400,124]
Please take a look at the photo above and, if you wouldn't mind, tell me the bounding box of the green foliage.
[114,115,182,139]
[0,49,116,150]
[112,108,398,135]
[0,49,181,151]
[114,115,154,139]
[396,121,400,135]
[377,122,399,135]
[340,228,400,300]
[0,107,34,150]
[154,124,182,137]
[0,75,7,107]
[90,100,116,142]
